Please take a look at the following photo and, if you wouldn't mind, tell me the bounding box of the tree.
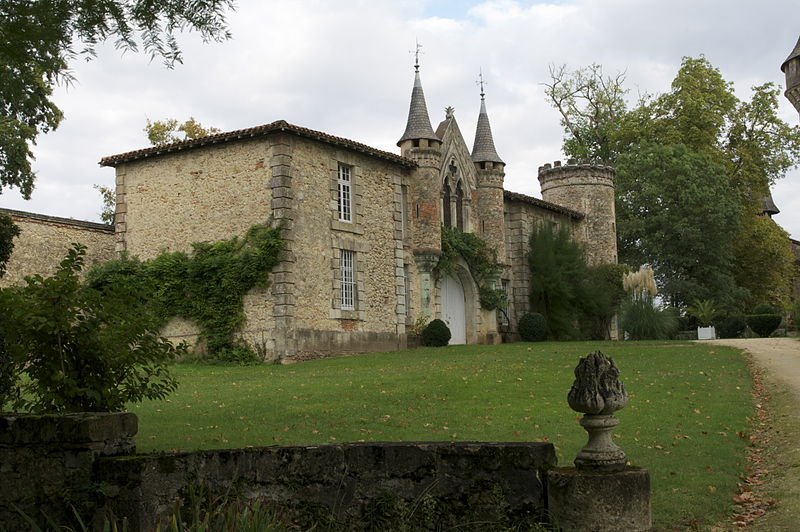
[546,57,800,310]
[731,213,797,308]
[543,63,630,162]
[94,184,116,225]
[0,0,235,199]
[615,142,745,308]
[145,117,221,146]
[0,212,20,277]
[0,244,179,412]
[528,223,588,339]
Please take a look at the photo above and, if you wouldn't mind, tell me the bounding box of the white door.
[442,275,466,344]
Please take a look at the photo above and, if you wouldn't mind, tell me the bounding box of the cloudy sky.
[3,0,800,238]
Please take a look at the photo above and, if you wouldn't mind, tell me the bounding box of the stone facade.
[97,73,619,360]
[0,208,115,288]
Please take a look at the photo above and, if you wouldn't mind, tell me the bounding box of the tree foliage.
[0,212,20,277]
[437,227,505,310]
[94,184,116,225]
[546,56,800,310]
[731,213,796,308]
[145,117,221,146]
[0,244,180,412]
[616,142,744,308]
[528,223,587,339]
[0,0,234,198]
[87,222,285,362]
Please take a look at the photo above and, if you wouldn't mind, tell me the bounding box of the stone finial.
[568,351,628,471]
[568,351,627,415]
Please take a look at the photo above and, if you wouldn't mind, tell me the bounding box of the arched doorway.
[442,275,466,344]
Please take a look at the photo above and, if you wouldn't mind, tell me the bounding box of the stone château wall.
[0,208,115,288]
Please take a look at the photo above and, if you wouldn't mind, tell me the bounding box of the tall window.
[455,181,464,230]
[340,249,356,310]
[338,163,352,222]
[442,178,452,227]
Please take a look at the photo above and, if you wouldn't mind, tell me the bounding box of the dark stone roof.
[100,120,416,168]
[0,208,113,232]
[781,35,800,72]
[397,71,439,145]
[503,190,584,219]
[471,99,503,164]
[761,191,780,216]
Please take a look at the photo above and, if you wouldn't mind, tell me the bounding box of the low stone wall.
[0,413,137,529]
[0,413,556,531]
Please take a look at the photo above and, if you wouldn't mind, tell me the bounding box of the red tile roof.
[99,120,417,168]
[503,190,585,219]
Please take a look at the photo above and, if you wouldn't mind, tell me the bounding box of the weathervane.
[410,39,423,72]
[477,68,487,100]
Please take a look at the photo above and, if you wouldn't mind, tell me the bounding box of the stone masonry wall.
[0,413,557,531]
[98,441,556,531]
[0,209,115,288]
[116,134,411,360]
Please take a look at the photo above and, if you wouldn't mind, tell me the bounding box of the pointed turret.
[782,35,800,115]
[761,190,780,217]
[471,99,504,164]
[398,60,439,147]
[471,77,503,165]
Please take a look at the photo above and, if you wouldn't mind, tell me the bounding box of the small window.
[337,163,352,222]
[341,249,356,310]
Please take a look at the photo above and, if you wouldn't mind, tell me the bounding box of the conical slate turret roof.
[471,94,503,164]
[397,69,439,146]
[761,190,780,216]
[781,35,800,72]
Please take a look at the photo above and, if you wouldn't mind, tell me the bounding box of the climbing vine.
[87,222,284,363]
[436,226,506,311]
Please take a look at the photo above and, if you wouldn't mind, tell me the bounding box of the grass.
[129,341,753,530]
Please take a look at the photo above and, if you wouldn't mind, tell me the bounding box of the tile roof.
[397,71,439,145]
[471,98,503,164]
[503,190,585,219]
[100,120,417,168]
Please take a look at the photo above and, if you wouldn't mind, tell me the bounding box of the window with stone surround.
[340,249,356,310]
[337,163,353,222]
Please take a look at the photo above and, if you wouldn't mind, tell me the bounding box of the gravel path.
[705,338,800,398]
[704,337,800,530]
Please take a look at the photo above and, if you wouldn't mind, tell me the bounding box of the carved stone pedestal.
[547,467,651,532]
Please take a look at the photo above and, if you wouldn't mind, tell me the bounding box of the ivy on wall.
[436,226,506,311]
[87,223,284,363]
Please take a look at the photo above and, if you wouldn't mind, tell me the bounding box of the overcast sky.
[2,0,799,239]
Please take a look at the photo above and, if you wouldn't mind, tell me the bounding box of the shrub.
[746,313,782,338]
[752,303,778,315]
[716,315,746,339]
[0,244,180,413]
[422,319,451,347]
[620,297,678,340]
[518,312,547,341]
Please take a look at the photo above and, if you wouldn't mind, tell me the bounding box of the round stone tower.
[538,160,617,266]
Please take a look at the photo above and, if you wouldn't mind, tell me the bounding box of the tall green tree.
[0,0,235,198]
[546,57,800,309]
[615,143,744,308]
[0,212,20,277]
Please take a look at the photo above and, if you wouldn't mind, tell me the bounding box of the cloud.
[1,0,798,238]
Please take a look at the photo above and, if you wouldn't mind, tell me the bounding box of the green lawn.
[130,341,753,530]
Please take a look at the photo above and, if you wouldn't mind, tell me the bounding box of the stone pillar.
[547,351,651,531]
[475,162,506,263]
[413,249,441,319]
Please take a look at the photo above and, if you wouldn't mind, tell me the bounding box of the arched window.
[442,177,452,227]
[455,181,464,230]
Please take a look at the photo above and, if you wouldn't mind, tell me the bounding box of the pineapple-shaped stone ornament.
[567,351,628,471]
